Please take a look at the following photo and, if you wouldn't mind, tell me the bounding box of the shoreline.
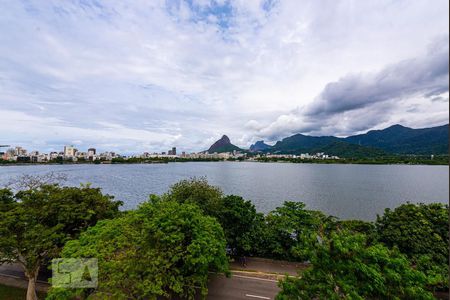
[0,160,448,167]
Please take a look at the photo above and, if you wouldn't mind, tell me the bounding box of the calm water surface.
[0,162,447,220]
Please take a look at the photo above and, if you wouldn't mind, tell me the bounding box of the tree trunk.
[25,267,39,300]
[26,276,38,300]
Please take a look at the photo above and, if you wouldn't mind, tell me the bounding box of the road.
[0,263,281,299]
[207,273,279,300]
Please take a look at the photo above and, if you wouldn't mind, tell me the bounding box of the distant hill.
[344,124,449,155]
[310,141,386,158]
[269,134,382,158]
[261,124,448,157]
[207,135,243,153]
[270,134,340,154]
[206,124,448,157]
[249,141,272,152]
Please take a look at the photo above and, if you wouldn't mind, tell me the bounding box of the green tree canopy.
[47,198,229,300]
[335,219,376,244]
[0,184,122,300]
[336,219,375,235]
[214,195,263,256]
[260,201,329,261]
[375,202,449,289]
[163,177,223,216]
[163,178,264,257]
[277,231,434,300]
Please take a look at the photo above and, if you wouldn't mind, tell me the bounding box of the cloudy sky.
[0,0,448,153]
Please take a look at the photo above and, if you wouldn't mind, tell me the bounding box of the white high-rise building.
[14,146,27,156]
[64,145,76,157]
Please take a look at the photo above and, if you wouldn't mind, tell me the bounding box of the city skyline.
[0,1,448,153]
[1,143,341,164]
[2,121,447,157]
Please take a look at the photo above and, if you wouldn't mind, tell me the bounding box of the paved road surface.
[207,274,279,300]
[0,263,281,299]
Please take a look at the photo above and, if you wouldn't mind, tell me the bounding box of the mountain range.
[208,124,448,157]
[344,124,448,155]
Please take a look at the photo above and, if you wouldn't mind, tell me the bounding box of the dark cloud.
[1,1,449,152]
[431,96,449,103]
[305,36,449,117]
[258,37,449,140]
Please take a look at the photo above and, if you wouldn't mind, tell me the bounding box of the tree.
[277,231,434,300]
[261,201,329,261]
[214,195,263,256]
[375,202,449,289]
[0,183,122,300]
[47,199,229,300]
[335,219,376,243]
[164,179,264,257]
[6,172,68,190]
[336,219,375,235]
[163,177,223,216]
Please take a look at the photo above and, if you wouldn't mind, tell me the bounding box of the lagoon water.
[0,162,448,220]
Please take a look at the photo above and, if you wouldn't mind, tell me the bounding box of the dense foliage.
[2,154,448,165]
[376,202,449,289]
[256,154,449,165]
[336,219,376,236]
[1,176,447,299]
[214,195,263,256]
[256,202,330,261]
[277,231,434,300]
[0,184,122,300]
[275,202,449,298]
[163,177,224,216]
[47,199,228,300]
[311,140,386,158]
[161,178,449,296]
[164,178,263,256]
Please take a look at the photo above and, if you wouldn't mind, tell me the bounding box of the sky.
[0,0,448,154]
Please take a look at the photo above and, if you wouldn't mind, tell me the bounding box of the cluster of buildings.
[0,144,248,163]
[1,145,338,163]
[139,147,179,158]
[184,150,246,159]
[252,152,340,160]
[136,148,246,160]
[0,145,118,163]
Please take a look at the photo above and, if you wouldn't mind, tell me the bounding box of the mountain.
[263,124,448,157]
[249,141,272,152]
[344,124,449,154]
[207,135,243,153]
[269,134,382,158]
[310,141,386,158]
[270,134,340,154]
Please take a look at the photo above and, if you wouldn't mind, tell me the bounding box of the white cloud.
[258,36,449,139]
[0,0,448,153]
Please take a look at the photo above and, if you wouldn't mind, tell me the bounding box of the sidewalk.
[229,257,307,277]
